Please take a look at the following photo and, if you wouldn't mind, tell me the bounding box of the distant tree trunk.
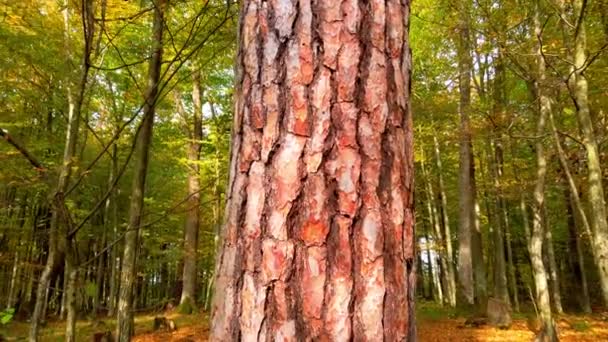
[456,0,476,306]
[433,136,457,307]
[490,140,509,306]
[472,180,487,309]
[107,144,120,317]
[570,0,608,308]
[504,205,519,311]
[116,1,164,340]
[179,69,204,312]
[543,210,563,314]
[529,3,558,339]
[565,187,592,313]
[29,0,93,338]
[421,149,448,305]
[210,0,415,340]
[64,244,78,342]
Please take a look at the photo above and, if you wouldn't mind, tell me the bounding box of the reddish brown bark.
[211,0,415,340]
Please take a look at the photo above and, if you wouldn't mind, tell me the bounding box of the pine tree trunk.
[116,1,164,340]
[571,0,608,308]
[210,0,415,340]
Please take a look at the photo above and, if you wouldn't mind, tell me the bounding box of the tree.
[177,68,204,313]
[210,0,416,340]
[116,0,165,340]
[456,0,476,306]
[529,1,557,339]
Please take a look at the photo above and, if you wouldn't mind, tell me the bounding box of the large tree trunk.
[115,1,165,340]
[179,69,204,312]
[529,2,557,339]
[210,0,415,340]
[571,0,608,308]
[456,0,475,306]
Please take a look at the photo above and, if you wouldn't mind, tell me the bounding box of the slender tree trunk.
[565,187,592,313]
[179,69,204,312]
[64,242,78,342]
[529,3,558,339]
[571,0,608,308]
[211,0,415,340]
[424,227,439,303]
[29,0,93,337]
[543,210,563,314]
[504,203,519,311]
[472,181,487,310]
[116,1,165,340]
[7,250,20,309]
[433,136,457,307]
[490,140,509,305]
[456,0,475,306]
[421,150,448,305]
[107,144,119,317]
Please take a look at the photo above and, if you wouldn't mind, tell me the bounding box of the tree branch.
[0,128,45,171]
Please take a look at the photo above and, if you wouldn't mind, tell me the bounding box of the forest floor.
[2,302,608,341]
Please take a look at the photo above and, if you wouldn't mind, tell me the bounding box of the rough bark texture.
[116,1,164,340]
[456,0,475,306]
[210,0,415,340]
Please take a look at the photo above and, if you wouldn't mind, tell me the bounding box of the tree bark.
[490,140,509,306]
[570,0,608,308]
[456,0,475,306]
[107,144,119,317]
[116,1,165,340]
[210,0,415,340]
[529,2,558,339]
[543,209,563,314]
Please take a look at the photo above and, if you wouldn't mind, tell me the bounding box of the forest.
[0,0,607,341]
